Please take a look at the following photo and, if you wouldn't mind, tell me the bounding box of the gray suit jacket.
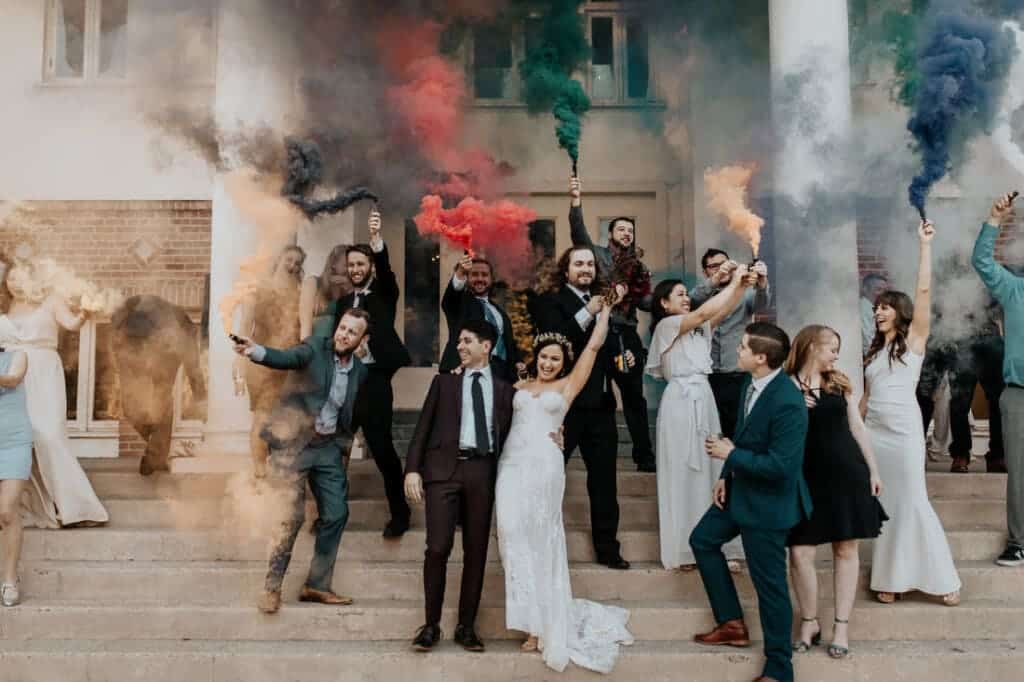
[253,335,368,452]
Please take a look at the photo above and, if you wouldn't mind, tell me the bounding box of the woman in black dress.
[785,325,887,660]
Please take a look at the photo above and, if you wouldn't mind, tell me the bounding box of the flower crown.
[532,332,575,362]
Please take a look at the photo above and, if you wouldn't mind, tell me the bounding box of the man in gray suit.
[233,308,370,614]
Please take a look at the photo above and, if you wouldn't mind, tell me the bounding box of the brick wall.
[0,200,212,309]
[1,200,212,457]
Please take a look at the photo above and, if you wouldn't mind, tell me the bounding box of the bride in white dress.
[495,297,633,674]
[0,261,108,528]
[861,220,960,605]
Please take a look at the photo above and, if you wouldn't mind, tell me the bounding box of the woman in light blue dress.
[0,346,32,606]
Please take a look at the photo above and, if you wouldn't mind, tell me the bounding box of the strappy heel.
[1,581,20,607]
[792,617,821,653]
[828,618,850,659]
[875,591,901,604]
[942,591,961,607]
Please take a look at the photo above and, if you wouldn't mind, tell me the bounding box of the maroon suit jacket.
[405,372,515,484]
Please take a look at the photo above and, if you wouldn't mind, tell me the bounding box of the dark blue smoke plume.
[907,9,1016,218]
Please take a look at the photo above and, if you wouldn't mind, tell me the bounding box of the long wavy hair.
[785,325,852,396]
[864,290,914,367]
[535,245,610,296]
[314,244,352,316]
[649,278,685,337]
[526,333,575,380]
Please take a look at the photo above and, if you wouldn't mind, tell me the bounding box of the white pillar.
[769,0,863,390]
[199,0,298,458]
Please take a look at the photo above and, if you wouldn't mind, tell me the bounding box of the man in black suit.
[328,208,412,538]
[233,308,372,614]
[404,320,516,653]
[439,253,523,382]
[534,246,630,570]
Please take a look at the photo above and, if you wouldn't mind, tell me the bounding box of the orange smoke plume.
[704,164,764,257]
[218,170,304,334]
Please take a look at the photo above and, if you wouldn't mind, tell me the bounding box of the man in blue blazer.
[233,308,371,615]
[690,322,811,682]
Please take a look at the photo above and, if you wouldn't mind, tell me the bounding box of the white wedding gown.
[0,308,109,528]
[495,389,633,674]
[646,318,743,568]
[865,347,960,595]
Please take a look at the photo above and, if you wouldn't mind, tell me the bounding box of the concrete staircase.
[2,416,1022,681]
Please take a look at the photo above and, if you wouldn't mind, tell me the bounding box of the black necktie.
[471,371,490,455]
[582,293,591,303]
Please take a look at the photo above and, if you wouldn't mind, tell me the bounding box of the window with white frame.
[469,6,652,105]
[58,316,206,456]
[586,10,652,104]
[43,0,216,84]
[44,0,128,81]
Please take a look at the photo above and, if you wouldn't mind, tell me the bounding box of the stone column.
[198,0,297,460]
[769,0,863,390]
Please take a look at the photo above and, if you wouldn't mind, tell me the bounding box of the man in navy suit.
[233,308,371,615]
[690,322,811,682]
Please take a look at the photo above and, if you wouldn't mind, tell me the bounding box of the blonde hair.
[784,325,852,396]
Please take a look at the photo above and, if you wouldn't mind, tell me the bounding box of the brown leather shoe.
[693,618,750,647]
[299,587,354,605]
[257,590,281,614]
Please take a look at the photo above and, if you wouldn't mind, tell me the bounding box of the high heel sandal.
[942,591,961,607]
[828,618,850,659]
[792,617,821,653]
[520,635,539,652]
[875,591,901,604]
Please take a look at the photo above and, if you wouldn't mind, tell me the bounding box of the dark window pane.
[54,0,86,78]
[180,319,207,421]
[474,26,513,99]
[626,18,649,99]
[524,17,544,56]
[528,219,556,260]
[590,17,615,99]
[58,329,80,421]
[403,219,440,366]
[99,0,128,77]
[591,17,614,66]
[93,323,121,420]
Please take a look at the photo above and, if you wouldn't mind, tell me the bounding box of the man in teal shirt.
[972,191,1024,567]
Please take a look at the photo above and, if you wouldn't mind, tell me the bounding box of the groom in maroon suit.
[404,319,516,653]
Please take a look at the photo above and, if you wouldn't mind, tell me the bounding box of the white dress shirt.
[566,283,596,330]
[745,367,782,416]
[459,365,495,452]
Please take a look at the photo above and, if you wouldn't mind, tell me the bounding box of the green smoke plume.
[517,0,591,171]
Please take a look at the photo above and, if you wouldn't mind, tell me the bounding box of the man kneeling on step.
[233,308,371,614]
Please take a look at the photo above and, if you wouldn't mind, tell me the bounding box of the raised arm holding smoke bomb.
[973,191,1024,568]
[567,176,656,473]
[440,251,524,382]
[691,249,772,440]
[862,217,961,607]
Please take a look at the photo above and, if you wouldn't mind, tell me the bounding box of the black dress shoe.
[454,624,485,652]
[412,623,442,652]
[635,458,656,473]
[383,518,410,539]
[598,555,631,570]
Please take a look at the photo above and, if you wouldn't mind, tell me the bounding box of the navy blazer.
[253,335,368,452]
[720,371,812,531]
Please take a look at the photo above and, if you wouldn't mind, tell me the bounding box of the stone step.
[85,462,1008,501]
[96,495,1009,531]
[1,597,1018,642]
[20,527,1007,563]
[19,559,1021,605]
[2,639,1018,682]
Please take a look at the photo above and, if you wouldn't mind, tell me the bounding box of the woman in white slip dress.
[644,267,752,571]
[0,262,108,528]
[496,296,633,674]
[862,220,960,606]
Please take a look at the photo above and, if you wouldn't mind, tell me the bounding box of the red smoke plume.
[414,194,535,273]
[376,20,509,199]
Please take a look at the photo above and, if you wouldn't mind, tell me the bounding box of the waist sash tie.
[670,373,713,472]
